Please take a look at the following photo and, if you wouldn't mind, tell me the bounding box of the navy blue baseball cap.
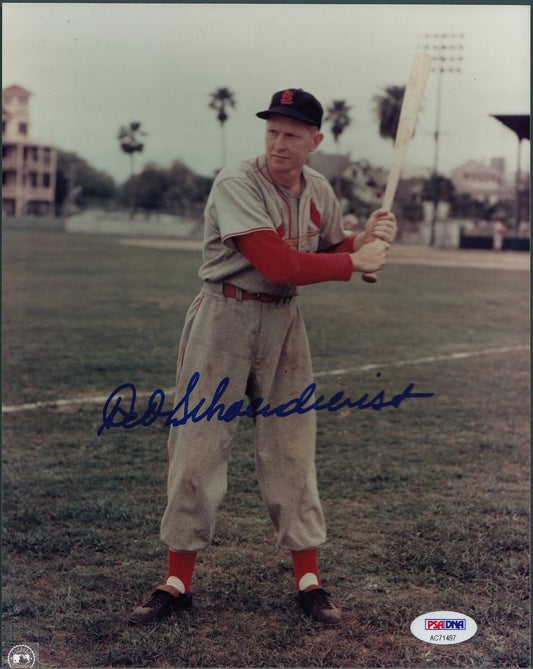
[256,88,323,129]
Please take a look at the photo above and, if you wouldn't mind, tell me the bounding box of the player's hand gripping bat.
[362,51,432,283]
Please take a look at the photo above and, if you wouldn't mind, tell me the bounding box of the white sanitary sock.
[165,576,186,594]
[298,572,319,591]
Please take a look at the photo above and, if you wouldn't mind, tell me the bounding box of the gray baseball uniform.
[160,154,352,553]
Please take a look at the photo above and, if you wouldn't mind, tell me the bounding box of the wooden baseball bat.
[362,51,432,283]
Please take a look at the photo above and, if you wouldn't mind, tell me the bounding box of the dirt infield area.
[119,238,530,272]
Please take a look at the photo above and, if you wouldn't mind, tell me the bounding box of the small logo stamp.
[5,644,38,668]
[411,611,477,645]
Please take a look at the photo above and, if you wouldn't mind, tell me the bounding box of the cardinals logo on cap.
[280,90,294,105]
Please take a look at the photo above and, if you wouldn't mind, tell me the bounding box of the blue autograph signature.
[96,372,434,436]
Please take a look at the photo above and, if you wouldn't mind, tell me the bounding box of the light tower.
[419,33,465,245]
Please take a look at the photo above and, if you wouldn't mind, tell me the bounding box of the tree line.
[56,85,516,223]
[55,152,212,218]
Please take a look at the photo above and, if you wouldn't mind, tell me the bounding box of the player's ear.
[309,130,324,152]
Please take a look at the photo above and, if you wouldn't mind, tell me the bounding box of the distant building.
[449,159,513,204]
[490,157,506,174]
[2,84,57,216]
[307,151,351,181]
[308,151,387,206]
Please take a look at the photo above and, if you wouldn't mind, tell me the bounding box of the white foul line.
[313,344,529,377]
[2,344,529,414]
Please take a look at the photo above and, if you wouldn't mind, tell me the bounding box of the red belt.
[223,284,292,304]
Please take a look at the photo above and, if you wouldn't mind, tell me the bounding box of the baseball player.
[129,88,396,626]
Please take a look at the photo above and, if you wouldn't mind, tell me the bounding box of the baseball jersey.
[199,154,355,296]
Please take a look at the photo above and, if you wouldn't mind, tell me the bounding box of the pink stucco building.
[2,84,57,216]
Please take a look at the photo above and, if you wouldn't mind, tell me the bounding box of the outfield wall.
[64,211,203,238]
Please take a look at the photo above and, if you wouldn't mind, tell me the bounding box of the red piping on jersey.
[222,225,273,242]
[255,156,293,240]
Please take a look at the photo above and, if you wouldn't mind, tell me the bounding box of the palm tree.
[373,85,405,144]
[325,100,352,196]
[209,87,236,168]
[118,121,147,177]
[118,121,147,216]
[325,100,352,147]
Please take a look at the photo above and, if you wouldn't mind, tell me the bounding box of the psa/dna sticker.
[410,610,477,645]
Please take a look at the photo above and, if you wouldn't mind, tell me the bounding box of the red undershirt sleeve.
[329,234,358,254]
[233,230,354,286]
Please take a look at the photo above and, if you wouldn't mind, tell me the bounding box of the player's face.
[265,115,323,174]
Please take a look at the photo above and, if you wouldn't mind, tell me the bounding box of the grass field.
[2,228,530,668]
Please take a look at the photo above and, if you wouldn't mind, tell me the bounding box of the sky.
[2,3,530,185]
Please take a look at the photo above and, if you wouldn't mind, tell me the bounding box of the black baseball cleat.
[297,587,341,625]
[128,587,193,624]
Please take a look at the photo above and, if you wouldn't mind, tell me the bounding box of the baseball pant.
[160,282,327,552]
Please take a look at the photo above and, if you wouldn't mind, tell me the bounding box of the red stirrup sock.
[164,549,198,594]
[291,548,321,591]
